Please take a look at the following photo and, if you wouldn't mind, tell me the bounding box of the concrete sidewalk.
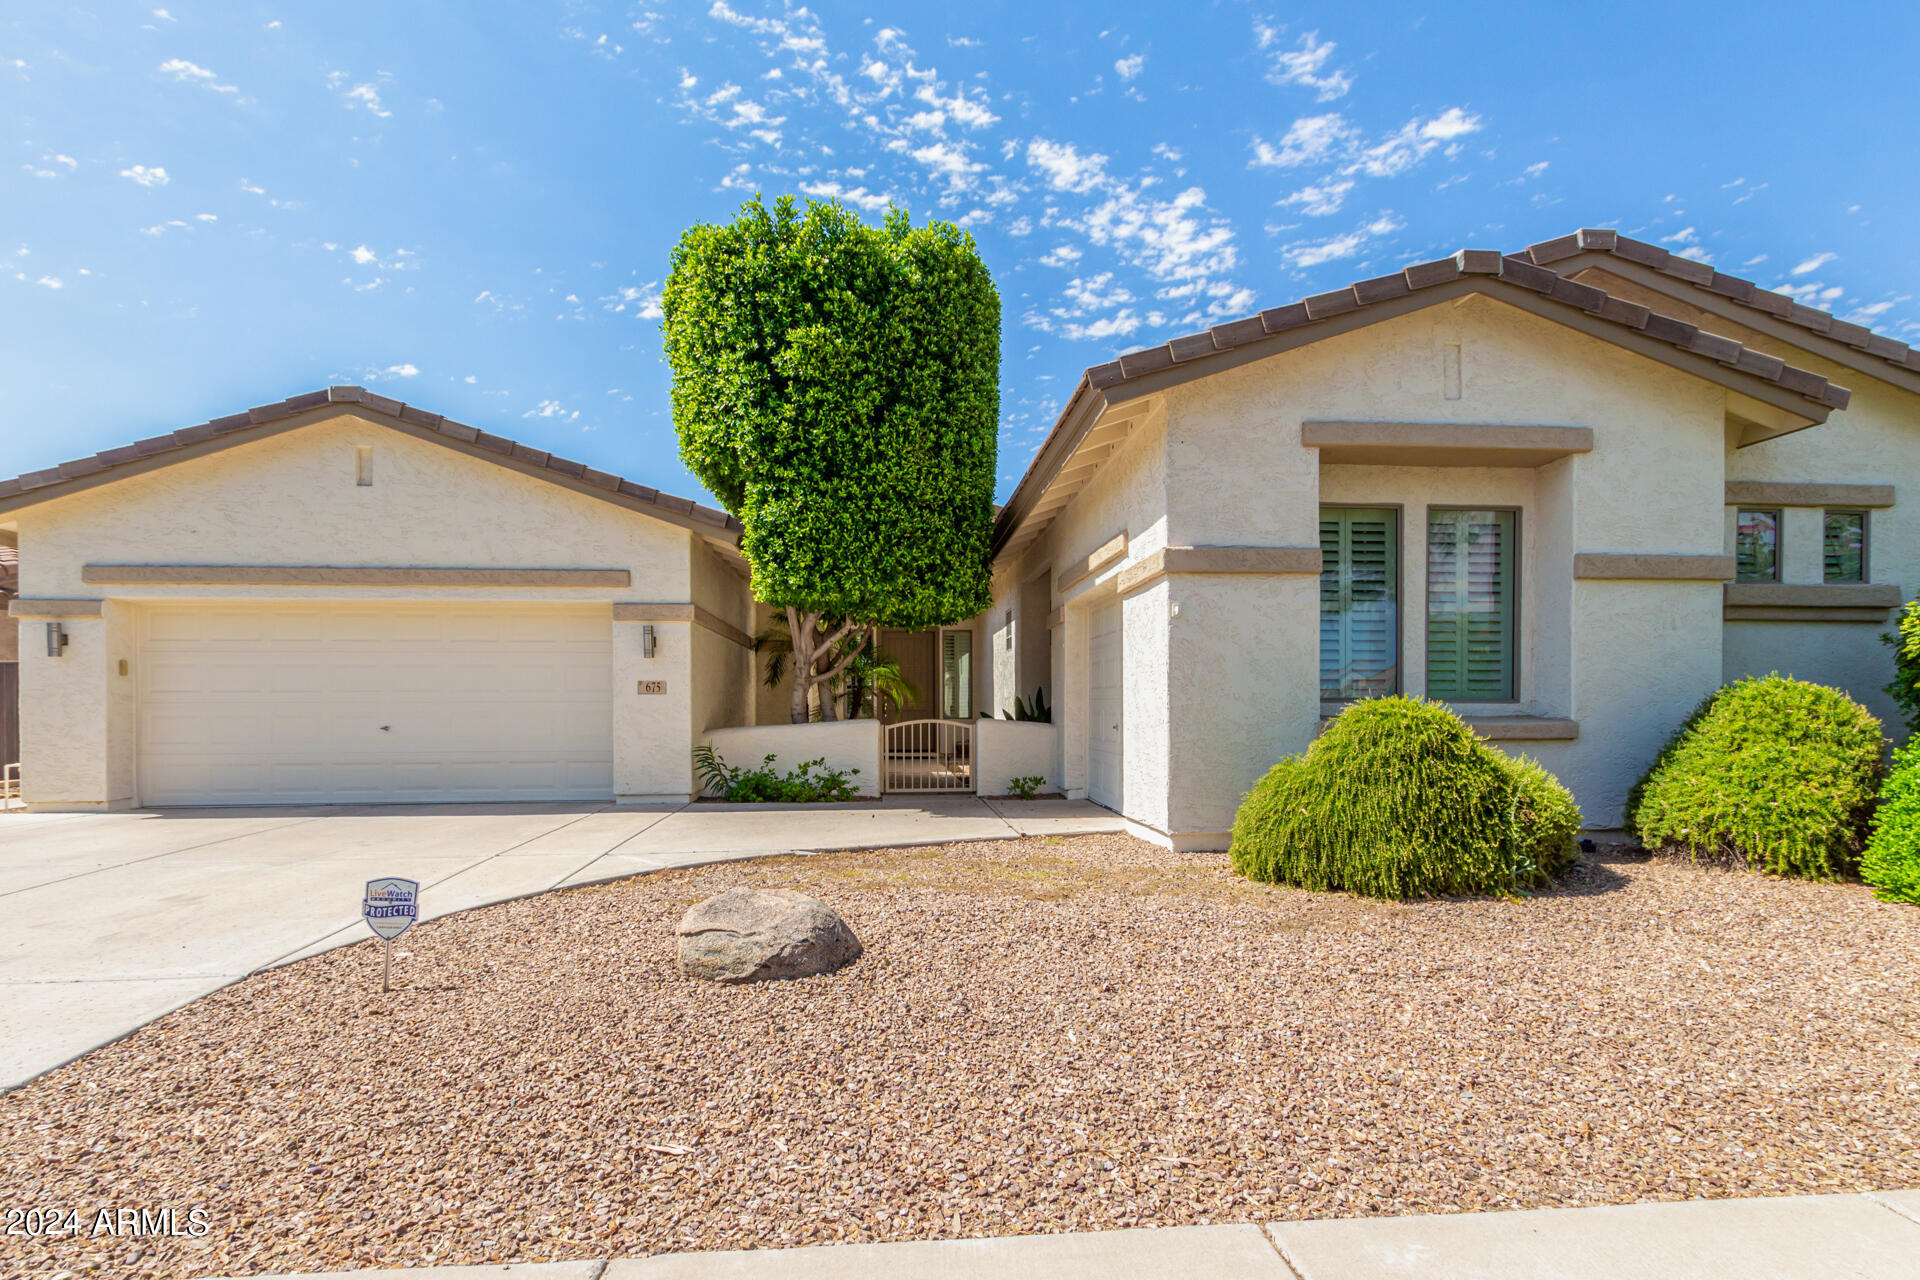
[201,1190,1920,1279]
[0,796,1121,1090]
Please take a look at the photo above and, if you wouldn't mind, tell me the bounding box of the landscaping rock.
[675,887,861,983]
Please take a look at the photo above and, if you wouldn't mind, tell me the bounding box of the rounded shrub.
[1626,674,1883,880]
[1863,744,1920,904]
[1229,696,1581,900]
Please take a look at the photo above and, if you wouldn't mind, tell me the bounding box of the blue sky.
[5,1,1918,505]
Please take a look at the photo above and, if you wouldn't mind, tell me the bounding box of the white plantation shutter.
[1426,508,1515,700]
[940,629,973,719]
[1319,508,1399,698]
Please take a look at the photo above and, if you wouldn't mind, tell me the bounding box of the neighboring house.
[1,542,17,770]
[2,228,1913,843]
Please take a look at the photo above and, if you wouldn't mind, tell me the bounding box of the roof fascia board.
[1556,251,1920,397]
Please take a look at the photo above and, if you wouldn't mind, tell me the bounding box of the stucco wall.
[1576,266,1918,740]
[974,718,1058,795]
[1021,292,1736,842]
[702,720,881,798]
[9,410,724,807]
[16,411,698,603]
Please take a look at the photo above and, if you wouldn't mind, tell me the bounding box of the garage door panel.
[138,604,614,806]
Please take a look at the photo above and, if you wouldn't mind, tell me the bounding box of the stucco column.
[16,602,135,811]
[612,617,695,804]
[1164,573,1321,847]
[1059,604,1090,799]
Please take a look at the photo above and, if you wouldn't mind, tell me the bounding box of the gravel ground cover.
[3,834,1918,1278]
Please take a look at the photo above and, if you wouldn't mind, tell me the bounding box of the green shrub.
[1626,674,1883,880]
[1229,696,1581,900]
[692,746,860,803]
[1885,598,1920,736]
[1005,775,1046,800]
[1863,744,1920,904]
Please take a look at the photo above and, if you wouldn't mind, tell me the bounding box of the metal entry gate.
[883,719,974,794]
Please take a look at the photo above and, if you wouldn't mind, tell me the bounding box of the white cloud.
[1255,26,1351,101]
[153,7,175,19]
[1344,109,1482,178]
[384,363,419,378]
[1846,300,1898,324]
[523,399,580,423]
[1674,246,1712,263]
[159,58,238,94]
[1062,311,1142,341]
[120,164,170,187]
[1791,251,1837,276]
[1522,160,1549,179]
[33,275,62,289]
[336,78,391,118]
[1661,226,1698,245]
[1027,138,1109,193]
[1039,244,1082,268]
[1249,114,1353,169]
[350,245,377,265]
[801,180,892,213]
[602,283,664,319]
[1279,179,1353,216]
[1152,143,1183,163]
[1114,53,1145,80]
[1281,213,1403,269]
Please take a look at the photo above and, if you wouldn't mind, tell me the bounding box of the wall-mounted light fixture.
[45,622,68,658]
[642,623,657,659]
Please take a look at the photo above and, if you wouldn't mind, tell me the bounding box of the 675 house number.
[6,1205,211,1238]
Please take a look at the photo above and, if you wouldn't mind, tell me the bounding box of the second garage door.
[137,602,613,806]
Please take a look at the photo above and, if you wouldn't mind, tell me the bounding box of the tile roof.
[1086,247,1850,411]
[1515,228,1920,380]
[995,245,1853,557]
[0,385,742,537]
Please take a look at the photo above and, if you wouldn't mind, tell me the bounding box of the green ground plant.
[1229,696,1581,900]
[1863,744,1920,904]
[1885,598,1920,736]
[692,746,860,803]
[1005,775,1046,800]
[1626,674,1883,880]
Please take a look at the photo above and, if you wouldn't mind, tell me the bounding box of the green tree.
[663,195,999,722]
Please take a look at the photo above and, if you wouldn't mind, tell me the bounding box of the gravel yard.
[4,834,1918,1279]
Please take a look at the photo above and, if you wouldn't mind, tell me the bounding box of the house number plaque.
[637,680,668,695]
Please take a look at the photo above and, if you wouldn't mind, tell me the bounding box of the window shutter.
[940,630,973,719]
[1426,509,1514,700]
[1320,508,1398,698]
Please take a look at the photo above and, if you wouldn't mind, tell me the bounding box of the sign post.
[362,877,419,992]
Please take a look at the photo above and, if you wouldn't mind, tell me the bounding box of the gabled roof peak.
[0,385,741,538]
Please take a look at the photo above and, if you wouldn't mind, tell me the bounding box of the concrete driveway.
[0,796,1121,1091]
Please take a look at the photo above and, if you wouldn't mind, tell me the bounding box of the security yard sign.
[363,877,419,991]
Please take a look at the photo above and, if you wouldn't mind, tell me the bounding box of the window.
[1824,510,1867,583]
[940,629,973,719]
[1735,508,1780,582]
[1319,507,1399,699]
[1427,508,1516,701]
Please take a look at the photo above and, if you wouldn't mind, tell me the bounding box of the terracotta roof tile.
[0,387,742,536]
[993,239,1853,556]
[1520,228,1919,379]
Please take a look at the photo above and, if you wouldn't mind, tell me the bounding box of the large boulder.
[676,887,862,983]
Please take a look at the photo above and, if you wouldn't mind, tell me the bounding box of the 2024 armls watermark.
[5,1205,212,1239]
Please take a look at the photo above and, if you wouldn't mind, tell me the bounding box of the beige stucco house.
[4,228,1915,845]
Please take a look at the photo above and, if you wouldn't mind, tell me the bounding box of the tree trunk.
[787,606,814,724]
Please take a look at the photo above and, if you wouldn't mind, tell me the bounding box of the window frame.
[1821,508,1870,584]
[1423,504,1522,705]
[1317,503,1404,703]
[1734,507,1783,583]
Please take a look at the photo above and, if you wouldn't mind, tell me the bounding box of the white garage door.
[1088,600,1124,812]
[138,603,613,806]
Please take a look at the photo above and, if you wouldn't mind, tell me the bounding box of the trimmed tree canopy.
[662,196,999,632]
